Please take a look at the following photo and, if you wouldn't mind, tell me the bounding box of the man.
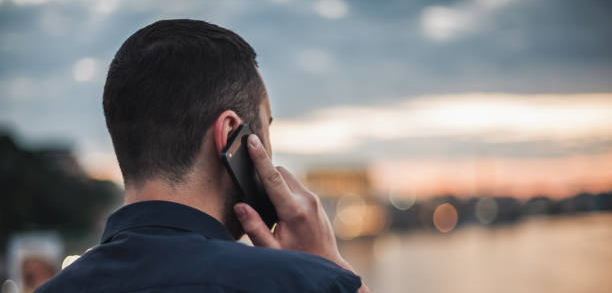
[36,19,369,293]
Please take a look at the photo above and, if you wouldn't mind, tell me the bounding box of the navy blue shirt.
[36,201,361,293]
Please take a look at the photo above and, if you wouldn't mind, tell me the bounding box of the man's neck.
[124,175,226,228]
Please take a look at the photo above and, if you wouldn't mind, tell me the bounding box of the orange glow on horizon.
[82,146,612,199]
[370,151,612,199]
[82,143,612,198]
[80,152,123,186]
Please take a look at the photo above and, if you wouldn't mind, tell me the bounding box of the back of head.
[103,19,265,186]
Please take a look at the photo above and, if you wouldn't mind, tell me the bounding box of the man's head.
[104,19,273,237]
[103,19,271,187]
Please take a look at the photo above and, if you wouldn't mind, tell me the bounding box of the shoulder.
[199,240,362,293]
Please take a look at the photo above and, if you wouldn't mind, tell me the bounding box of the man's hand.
[233,135,370,292]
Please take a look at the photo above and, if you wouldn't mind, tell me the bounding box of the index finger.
[247,134,296,215]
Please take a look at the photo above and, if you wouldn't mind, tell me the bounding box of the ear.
[213,110,243,155]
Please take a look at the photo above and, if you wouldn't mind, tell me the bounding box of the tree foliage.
[0,133,121,249]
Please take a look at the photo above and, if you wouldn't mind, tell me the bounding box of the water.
[339,212,612,293]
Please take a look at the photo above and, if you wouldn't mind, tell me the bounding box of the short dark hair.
[103,19,265,185]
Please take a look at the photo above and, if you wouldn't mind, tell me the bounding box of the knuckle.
[306,191,319,207]
[255,147,268,160]
[265,170,283,186]
[291,205,309,222]
[287,192,320,222]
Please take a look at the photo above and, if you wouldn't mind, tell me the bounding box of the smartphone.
[221,124,278,229]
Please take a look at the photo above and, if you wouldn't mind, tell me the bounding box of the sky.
[1,0,612,199]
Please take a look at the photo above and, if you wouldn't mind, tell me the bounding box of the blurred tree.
[0,132,121,249]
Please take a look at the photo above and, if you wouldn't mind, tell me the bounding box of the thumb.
[234,203,280,249]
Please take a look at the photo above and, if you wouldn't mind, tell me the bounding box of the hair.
[103,19,265,186]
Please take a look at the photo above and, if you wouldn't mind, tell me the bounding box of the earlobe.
[213,110,242,155]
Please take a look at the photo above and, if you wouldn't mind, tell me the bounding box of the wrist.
[330,255,354,272]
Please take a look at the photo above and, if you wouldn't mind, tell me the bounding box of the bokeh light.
[475,197,499,224]
[333,195,388,239]
[334,195,366,240]
[433,203,458,233]
[72,57,98,82]
[388,188,416,211]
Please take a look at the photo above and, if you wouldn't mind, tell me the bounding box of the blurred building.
[304,167,372,199]
[304,167,388,240]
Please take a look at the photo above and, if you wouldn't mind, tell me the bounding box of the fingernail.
[248,134,260,149]
[235,205,247,221]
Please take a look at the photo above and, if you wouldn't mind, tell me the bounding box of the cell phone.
[221,124,278,229]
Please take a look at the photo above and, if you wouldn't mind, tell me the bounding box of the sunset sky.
[272,93,612,198]
[1,0,611,199]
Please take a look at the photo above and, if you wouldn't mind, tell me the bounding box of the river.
[339,212,612,293]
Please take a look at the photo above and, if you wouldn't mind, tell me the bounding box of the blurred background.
[1,0,612,292]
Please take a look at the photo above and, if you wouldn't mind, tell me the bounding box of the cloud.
[271,93,612,156]
[0,77,36,100]
[314,0,348,19]
[296,48,334,73]
[0,75,67,101]
[72,57,99,82]
[420,0,518,42]
[39,8,70,35]
[92,0,119,15]
[10,0,57,5]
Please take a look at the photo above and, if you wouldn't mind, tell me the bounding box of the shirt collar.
[101,200,235,243]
